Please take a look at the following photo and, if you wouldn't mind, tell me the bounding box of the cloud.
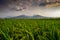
[0,0,60,18]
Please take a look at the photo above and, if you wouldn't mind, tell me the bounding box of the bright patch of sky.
[0,6,60,18]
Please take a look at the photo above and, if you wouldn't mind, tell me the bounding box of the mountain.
[10,15,46,19]
[7,0,60,11]
[32,15,46,19]
[12,15,31,18]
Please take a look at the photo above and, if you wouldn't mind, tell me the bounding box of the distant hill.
[32,15,46,19]
[12,15,31,18]
[9,15,47,19]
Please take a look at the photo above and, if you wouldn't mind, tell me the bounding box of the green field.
[0,19,60,40]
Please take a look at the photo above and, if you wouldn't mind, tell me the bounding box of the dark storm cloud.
[0,0,60,12]
[0,0,38,11]
[0,0,8,5]
[0,0,5,5]
[7,0,46,10]
[0,0,60,6]
[0,0,8,11]
[0,0,60,11]
[0,0,60,18]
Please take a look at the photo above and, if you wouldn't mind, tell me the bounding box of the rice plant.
[0,19,60,40]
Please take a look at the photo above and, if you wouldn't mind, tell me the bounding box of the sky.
[0,0,60,18]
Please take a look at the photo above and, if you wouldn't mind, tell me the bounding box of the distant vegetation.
[0,18,60,40]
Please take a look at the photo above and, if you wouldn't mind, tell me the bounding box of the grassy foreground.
[0,19,60,40]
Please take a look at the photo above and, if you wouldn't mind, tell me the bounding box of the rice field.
[0,19,60,40]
